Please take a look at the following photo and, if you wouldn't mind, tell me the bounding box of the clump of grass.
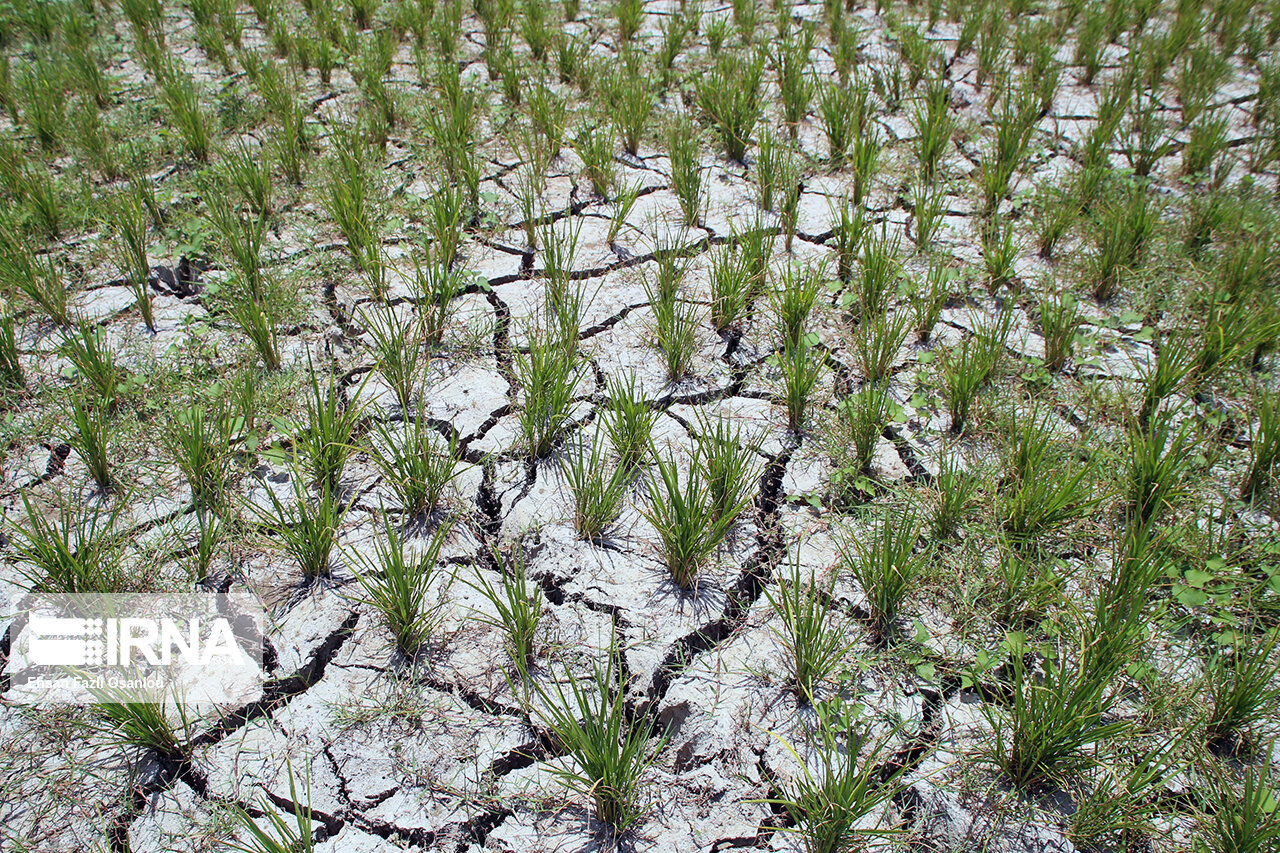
[999,405,1100,542]
[694,413,759,526]
[324,126,384,294]
[930,449,979,540]
[912,78,953,182]
[228,294,283,372]
[698,49,765,162]
[609,69,654,156]
[829,381,894,501]
[854,227,901,319]
[164,398,237,510]
[842,508,928,643]
[1241,391,1280,501]
[604,371,658,472]
[359,302,428,413]
[777,337,825,434]
[1201,759,1280,852]
[818,79,865,170]
[465,546,543,673]
[562,430,629,542]
[157,62,212,163]
[61,323,126,411]
[0,310,23,390]
[293,367,365,492]
[827,195,864,283]
[1137,332,1197,425]
[908,256,951,342]
[349,517,453,657]
[910,177,945,251]
[1203,631,1280,753]
[256,478,346,580]
[8,493,125,593]
[644,448,739,589]
[1037,285,1082,372]
[765,549,854,705]
[646,254,700,383]
[574,121,616,197]
[67,395,114,492]
[225,763,317,853]
[530,647,664,835]
[851,308,910,384]
[109,186,155,332]
[516,322,585,458]
[668,118,703,226]
[369,408,462,520]
[0,242,72,326]
[708,244,758,333]
[983,634,1129,790]
[1125,412,1193,528]
[1092,181,1157,303]
[768,713,908,851]
[88,684,193,761]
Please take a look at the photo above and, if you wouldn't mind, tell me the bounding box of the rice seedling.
[87,683,193,761]
[1138,332,1197,425]
[0,242,72,327]
[694,412,759,526]
[940,337,993,435]
[1241,391,1280,501]
[1203,629,1280,752]
[667,118,703,226]
[615,0,643,41]
[827,381,893,504]
[20,164,65,239]
[1125,412,1193,528]
[8,492,125,593]
[225,762,317,853]
[983,634,1129,790]
[610,70,654,156]
[849,127,880,206]
[206,191,268,300]
[228,294,283,372]
[775,23,815,138]
[909,177,945,251]
[698,49,765,162]
[369,408,462,520]
[562,429,629,542]
[607,178,642,246]
[358,303,427,414]
[157,63,212,163]
[61,322,126,411]
[67,396,114,492]
[349,517,452,656]
[656,6,694,85]
[520,0,554,61]
[768,707,908,852]
[19,60,66,152]
[999,405,1101,543]
[645,258,701,383]
[1037,284,1081,372]
[854,227,901,319]
[778,336,825,435]
[324,126,383,287]
[841,508,927,642]
[516,323,585,458]
[256,477,346,580]
[1184,112,1232,180]
[708,245,755,333]
[465,545,543,672]
[817,80,859,170]
[993,540,1068,628]
[772,263,824,351]
[930,449,978,540]
[644,448,739,589]
[827,195,864,283]
[109,187,155,332]
[851,307,910,384]
[221,138,274,217]
[165,398,237,510]
[574,121,616,197]
[1200,758,1280,853]
[909,257,951,342]
[831,14,859,85]
[294,366,366,493]
[530,647,664,835]
[604,371,658,472]
[982,217,1019,292]
[765,549,853,705]
[0,310,23,390]
[1125,94,1175,179]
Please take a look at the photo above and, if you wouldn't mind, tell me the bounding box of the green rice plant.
[931,449,978,539]
[225,762,317,853]
[981,217,1019,292]
[256,477,346,580]
[827,195,864,283]
[775,23,815,138]
[1138,332,1197,425]
[562,429,629,542]
[122,0,166,49]
[817,80,860,170]
[109,187,155,332]
[465,545,543,672]
[849,127,880,206]
[8,492,125,593]
[828,381,893,502]
[667,118,703,226]
[694,412,759,526]
[615,0,643,41]
[359,303,427,413]
[1092,181,1157,302]
[607,178,642,245]
[1074,9,1105,83]
[530,647,664,835]
[644,448,736,589]
[0,242,72,326]
[0,310,22,390]
[778,337,824,434]
[20,164,64,239]
[516,323,585,458]
[228,295,282,371]
[1033,183,1079,261]
[1203,630,1280,752]
[157,63,211,163]
[520,0,553,61]
[1125,94,1174,179]
[1184,112,1232,179]
[698,49,765,162]
[854,227,901,319]
[730,0,757,42]
[708,245,755,333]
[324,127,382,283]
[983,635,1129,789]
[1037,285,1081,372]
[1241,391,1280,501]
[19,60,66,151]
[1200,758,1280,853]
[908,256,951,342]
[851,308,909,384]
[574,122,616,197]
[205,189,268,299]
[1067,736,1189,848]
[221,139,273,217]
[999,405,1100,542]
[831,15,859,85]
[993,543,1067,628]
[294,366,365,492]
[349,517,452,656]
[772,263,823,351]
[88,684,193,761]
[369,408,462,519]
[67,396,114,492]
[841,508,927,642]
[183,504,226,582]
[410,256,462,350]
[765,549,853,705]
[554,30,586,84]
[1195,292,1260,378]
[910,177,944,251]
[164,398,236,510]
[610,70,654,156]
[656,6,694,85]
[1125,412,1193,527]
[645,259,700,383]
[768,714,907,853]
[753,129,784,212]
[61,323,125,411]
[940,337,992,435]
[604,371,658,471]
